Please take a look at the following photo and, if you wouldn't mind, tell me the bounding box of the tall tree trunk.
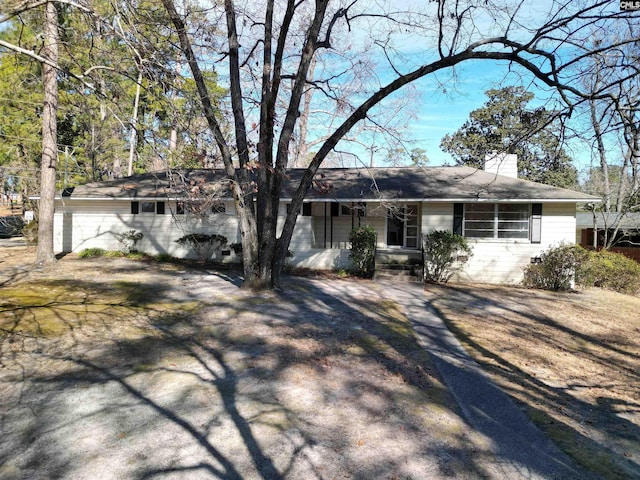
[162,0,260,286]
[35,1,59,265]
[127,72,142,177]
[293,56,316,167]
[590,98,611,211]
[629,127,639,197]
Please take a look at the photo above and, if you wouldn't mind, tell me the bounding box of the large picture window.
[464,204,530,239]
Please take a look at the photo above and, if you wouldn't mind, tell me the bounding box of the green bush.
[523,244,587,291]
[525,244,640,294]
[125,251,148,260]
[78,248,107,258]
[578,249,640,294]
[349,225,376,278]
[153,253,175,263]
[175,233,227,263]
[422,230,472,283]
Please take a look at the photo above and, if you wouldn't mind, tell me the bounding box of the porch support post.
[324,202,327,249]
[331,202,334,248]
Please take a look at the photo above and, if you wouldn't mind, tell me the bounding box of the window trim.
[461,203,532,241]
[132,201,165,215]
[339,202,366,217]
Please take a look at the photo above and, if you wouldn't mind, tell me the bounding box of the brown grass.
[3,246,638,478]
[0,247,496,479]
[426,283,640,480]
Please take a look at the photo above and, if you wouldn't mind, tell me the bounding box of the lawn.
[426,283,640,480]
[2,246,637,479]
[0,248,497,480]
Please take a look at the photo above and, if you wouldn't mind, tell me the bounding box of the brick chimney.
[484,152,518,178]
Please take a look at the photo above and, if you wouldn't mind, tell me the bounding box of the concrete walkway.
[378,280,595,480]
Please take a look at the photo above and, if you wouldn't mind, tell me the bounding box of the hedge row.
[523,244,640,294]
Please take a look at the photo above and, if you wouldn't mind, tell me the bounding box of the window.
[141,202,156,213]
[340,202,366,217]
[286,202,312,216]
[132,201,165,215]
[463,203,530,239]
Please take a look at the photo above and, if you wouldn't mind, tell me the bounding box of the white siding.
[289,249,352,270]
[420,202,577,284]
[55,198,578,283]
[539,203,576,244]
[287,216,315,253]
[453,241,549,284]
[422,203,453,233]
[54,199,240,260]
[452,203,576,284]
[57,199,131,214]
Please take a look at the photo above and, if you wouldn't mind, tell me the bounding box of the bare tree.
[576,21,640,248]
[157,0,640,289]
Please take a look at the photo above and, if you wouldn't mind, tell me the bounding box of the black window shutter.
[453,203,463,235]
[531,203,542,243]
[331,202,339,217]
[302,203,312,216]
[131,201,139,214]
[156,201,165,214]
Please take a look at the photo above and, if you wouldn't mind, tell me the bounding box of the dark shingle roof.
[59,167,599,203]
[576,212,640,229]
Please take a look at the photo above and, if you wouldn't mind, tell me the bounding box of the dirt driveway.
[1,248,507,480]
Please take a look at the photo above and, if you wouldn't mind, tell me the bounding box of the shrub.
[282,249,295,272]
[78,248,107,258]
[125,251,148,260]
[115,229,143,254]
[153,253,175,263]
[175,233,227,263]
[422,230,472,283]
[578,249,640,294]
[349,225,376,278]
[523,244,588,291]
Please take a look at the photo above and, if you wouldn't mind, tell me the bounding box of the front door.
[386,204,419,248]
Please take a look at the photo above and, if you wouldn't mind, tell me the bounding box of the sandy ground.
[1,249,508,480]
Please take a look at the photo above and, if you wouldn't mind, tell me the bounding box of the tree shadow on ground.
[0,269,503,479]
[429,284,640,480]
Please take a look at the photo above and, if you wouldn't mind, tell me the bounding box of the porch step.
[374,273,423,283]
[374,250,423,282]
[375,251,422,265]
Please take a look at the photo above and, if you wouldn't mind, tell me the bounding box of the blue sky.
[361,58,595,173]
[349,58,566,168]
[406,62,501,166]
